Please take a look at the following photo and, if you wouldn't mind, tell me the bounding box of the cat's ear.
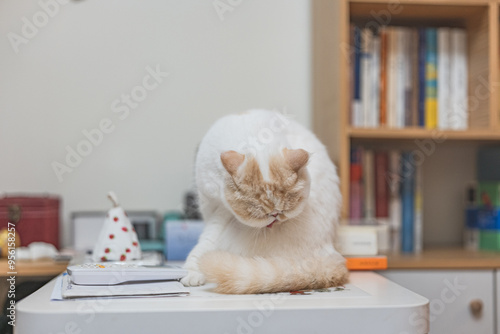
[283,148,309,172]
[221,151,245,176]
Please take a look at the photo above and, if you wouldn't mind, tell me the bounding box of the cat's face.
[221,148,310,228]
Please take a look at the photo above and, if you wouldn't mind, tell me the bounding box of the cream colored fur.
[181,109,348,294]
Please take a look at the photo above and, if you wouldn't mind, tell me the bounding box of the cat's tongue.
[267,219,277,228]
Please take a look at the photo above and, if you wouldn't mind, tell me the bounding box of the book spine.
[404,28,413,127]
[379,27,388,127]
[418,28,426,127]
[349,24,355,126]
[387,28,396,128]
[414,163,423,254]
[388,150,402,253]
[346,256,388,271]
[375,151,390,218]
[450,28,468,130]
[350,147,363,220]
[352,26,362,127]
[395,28,406,128]
[400,152,415,253]
[371,33,381,128]
[425,28,438,129]
[361,28,373,128]
[437,28,450,130]
[411,29,420,127]
[363,150,375,219]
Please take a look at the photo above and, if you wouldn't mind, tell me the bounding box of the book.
[379,27,388,126]
[371,33,381,128]
[411,29,420,127]
[374,151,389,218]
[450,28,468,130]
[414,164,423,254]
[361,28,374,128]
[388,150,402,253]
[425,28,438,129]
[404,28,415,127]
[395,28,406,128]
[387,27,396,127]
[349,24,355,126]
[352,26,363,127]
[437,28,450,129]
[363,150,375,218]
[400,152,415,253]
[345,255,388,271]
[350,147,363,219]
[418,28,426,127]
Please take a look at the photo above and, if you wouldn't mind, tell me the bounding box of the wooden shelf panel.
[387,248,500,269]
[0,259,68,277]
[348,127,500,140]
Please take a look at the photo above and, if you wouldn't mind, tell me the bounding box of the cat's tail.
[198,251,349,294]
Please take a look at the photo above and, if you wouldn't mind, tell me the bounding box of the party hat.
[92,192,141,262]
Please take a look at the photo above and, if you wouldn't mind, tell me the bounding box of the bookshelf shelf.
[348,128,500,140]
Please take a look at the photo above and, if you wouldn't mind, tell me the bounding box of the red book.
[350,148,363,220]
[374,152,389,218]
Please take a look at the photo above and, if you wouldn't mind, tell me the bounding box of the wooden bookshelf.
[313,0,500,265]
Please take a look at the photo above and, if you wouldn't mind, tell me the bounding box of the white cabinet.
[379,270,495,334]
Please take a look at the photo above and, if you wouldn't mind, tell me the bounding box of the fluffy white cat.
[181,109,348,294]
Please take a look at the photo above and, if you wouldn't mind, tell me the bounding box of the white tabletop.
[16,272,429,334]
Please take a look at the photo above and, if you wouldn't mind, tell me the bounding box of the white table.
[16,272,429,334]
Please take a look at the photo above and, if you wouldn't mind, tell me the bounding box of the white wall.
[0,0,312,247]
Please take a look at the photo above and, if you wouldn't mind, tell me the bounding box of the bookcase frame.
[313,0,500,266]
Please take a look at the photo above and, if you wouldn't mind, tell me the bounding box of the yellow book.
[425,28,438,129]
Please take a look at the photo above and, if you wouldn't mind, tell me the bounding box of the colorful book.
[371,32,381,128]
[395,28,406,128]
[411,29,420,127]
[388,150,402,253]
[350,147,363,219]
[374,151,389,218]
[437,28,450,129]
[425,28,438,129]
[379,27,388,126]
[346,255,388,271]
[400,152,415,253]
[387,27,397,127]
[352,26,363,127]
[404,28,414,127]
[349,24,355,126]
[361,28,373,128]
[363,150,375,219]
[414,164,423,254]
[450,28,468,130]
[418,28,426,127]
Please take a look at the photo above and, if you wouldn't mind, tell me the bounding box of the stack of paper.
[51,273,189,300]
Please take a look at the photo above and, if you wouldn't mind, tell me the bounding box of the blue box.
[164,220,204,261]
[466,207,500,230]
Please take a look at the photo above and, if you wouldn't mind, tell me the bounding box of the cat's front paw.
[181,270,206,287]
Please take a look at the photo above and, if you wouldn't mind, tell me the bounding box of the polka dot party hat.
[92,192,142,262]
